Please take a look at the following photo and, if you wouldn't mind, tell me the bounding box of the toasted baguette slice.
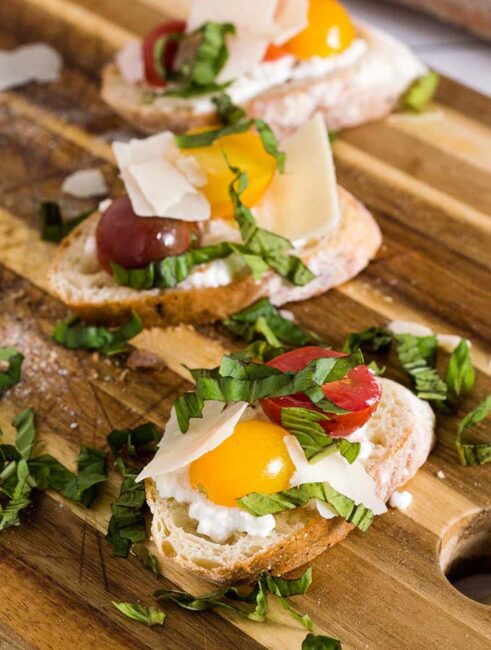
[48,186,381,327]
[146,378,435,585]
[101,23,426,137]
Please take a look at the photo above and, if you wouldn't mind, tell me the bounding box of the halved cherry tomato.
[142,21,186,87]
[260,346,382,437]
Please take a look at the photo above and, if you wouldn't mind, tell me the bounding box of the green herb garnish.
[455,395,491,466]
[281,407,360,464]
[342,327,392,355]
[30,446,107,508]
[106,422,160,557]
[237,482,373,531]
[0,347,24,395]
[39,201,93,243]
[212,92,246,125]
[303,633,342,649]
[446,339,475,402]
[112,602,165,626]
[176,351,362,432]
[394,334,447,402]
[52,312,143,355]
[155,567,313,630]
[223,298,321,348]
[400,70,440,112]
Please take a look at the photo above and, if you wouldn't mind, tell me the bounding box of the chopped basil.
[0,409,36,530]
[176,118,285,172]
[455,395,491,466]
[112,602,165,626]
[52,312,143,355]
[0,347,24,395]
[106,422,160,557]
[155,567,313,630]
[212,93,246,125]
[281,407,360,464]
[229,340,289,363]
[446,339,475,401]
[39,201,93,243]
[394,334,447,402]
[176,352,363,432]
[237,481,373,531]
[400,70,440,112]
[342,327,392,355]
[111,242,233,290]
[223,298,321,348]
[227,164,314,283]
[159,22,235,97]
[30,445,107,508]
[303,633,342,650]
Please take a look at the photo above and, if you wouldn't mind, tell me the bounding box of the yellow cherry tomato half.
[283,0,356,60]
[189,420,295,508]
[182,130,276,219]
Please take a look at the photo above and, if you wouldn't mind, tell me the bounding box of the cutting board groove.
[0,2,490,649]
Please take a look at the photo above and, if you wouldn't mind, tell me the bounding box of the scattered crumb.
[70,422,78,430]
[389,490,413,511]
[118,369,130,382]
[437,470,445,479]
[91,352,100,363]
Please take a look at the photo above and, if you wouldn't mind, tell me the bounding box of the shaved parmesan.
[61,169,108,199]
[273,0,309,45]
[112,133,210,221]
[256,114,340,243]
[116,41,144,84]
[0,43,62,91]
[284,435,387,518]
[137,401,248,480]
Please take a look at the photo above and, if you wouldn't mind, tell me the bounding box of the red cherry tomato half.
[95,195,201,274]
[142,21,186,87]
[260,346,382,437]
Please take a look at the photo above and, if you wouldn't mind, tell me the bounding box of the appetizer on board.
[102,0,429,136]
[48,114,381,326]
[138,345,435,584]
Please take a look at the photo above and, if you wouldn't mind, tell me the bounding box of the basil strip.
[400,70,440,112]
[0,409,36,530]
[162,22,235,97]
[342,327,392,355]
[155,567,313,630]
[30,446,107,508]
[39,201,93,243]
[0,347,24,395]
[227,165,314,284]
[455,395,491,466]
[395,334,447,401]
[212,92,246,125]
[176,118,285,172]
[111,242,233,290]
[446,339,475,401]
[52,312,142,355]
[112,602,165,626]
[223,298,321,348]
[303,633,342,650]
[177,352,363,432]
[106,422,160,557]
[237,482,373,532]
[281,407,360,464]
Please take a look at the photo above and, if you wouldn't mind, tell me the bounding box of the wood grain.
[0,3,490,649]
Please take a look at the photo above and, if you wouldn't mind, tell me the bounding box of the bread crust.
[48,186,381,326]
[101,23,426,137]
[145,379,435,584]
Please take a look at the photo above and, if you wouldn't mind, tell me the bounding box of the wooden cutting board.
[0,1,491,648]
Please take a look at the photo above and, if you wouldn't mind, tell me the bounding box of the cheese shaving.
[0,43,62,91]
[112,133,210,221]
[61,169,108,199]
